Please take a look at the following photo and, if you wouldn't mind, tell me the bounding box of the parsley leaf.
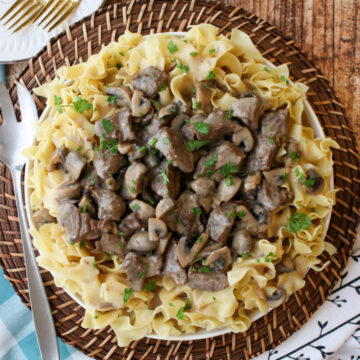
[163,137,170,145]
[264,66,271,73]
[286,211,311,233]
[72,97,92,113]
[220,162,239,177]
[102,118,114,133]
[194,101,201,109]
[290,151,300,163]
[161,170,170,184]
[197,236,203,243]
[206,169,216,178]
[199,266,212,273]
[190,51,198,57]
[209,48,216,55]
[205,70,216,80]
[131,203,141,211]
[168,40,178,54]
[159,80,167,92]
[185,139,209,152]
[241,251,250,259]
[192,207,201,216]
[93,262,99,269]
[176,61,190,73]
[54,95,63,113]
[149,137,157,148]
[194,121,210,135]
[280,75,287,82]
[123,288,133,304]
[176,298,192,320]
[205,154,217,168]
[144,281,155,291]
[280,173,287,182]
[302,176,316,188]
[226,109,233,121]
[225,175,235,186]
[268,137,275,144]
[107,95,118,104]
[237,210,247,218]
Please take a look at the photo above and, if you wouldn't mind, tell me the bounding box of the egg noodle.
[24,24,338,346]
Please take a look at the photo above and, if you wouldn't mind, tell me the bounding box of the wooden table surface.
[7,0,360,143]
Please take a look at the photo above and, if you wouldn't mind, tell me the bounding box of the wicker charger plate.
[0,1,359,359]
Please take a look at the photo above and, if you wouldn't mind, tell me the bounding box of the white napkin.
[0,0,103,62]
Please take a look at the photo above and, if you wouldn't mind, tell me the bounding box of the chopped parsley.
[237,210,247,218]
[169,302,175,307]
[54,95,63,113]
[192,207,202,216]
[225,175,235,186]
[241,251,250,259]
[176,61,190,73]
[268,137,275,144]
[116,63,122,69]
[197,236,203,243]
[82,204,87,213]
[76,145,82,151]
[138,272,146,279]
[149,137,157,148]
[94,314,99,319]
[118,242,124,249]
[139,146,147,152]
[264,252,275,263]
[280,173,287,182]
[144,281,155,291]
[212,296,216,301]
[131,203,141,211]
[279,75,287,82]
[87,174,95,186]
[123,288,133,304]
[72,97,92,113]
[206,169,216,178]
[102,118,114,133]
[264,66,271,73]
[79,240,87,249]
[286,211,311,233]
[167,159,174,165]
[209,48,216,55]
[302,176,316,188]
[205,70,216,80]
[107,95,118,104]
[148,198,155,206]
[130,186,136,193]
[190,51,198,57]
[290,151,300,163]
[119,51,125,56]
[194,121,210,135]
[161,170,170,184]
[167,40,178,54]
[198,266,212,273]
[226,109,233,121]
[185,139,209,152]
[159,80,167,92]
[184,118,190,124]
[70,239,74,245]
[176,298,192,320]
[93,262,99,269]
[194,101,202,109]
[220,162,239,177]
[205,154,217,168]
[163,137,170,145]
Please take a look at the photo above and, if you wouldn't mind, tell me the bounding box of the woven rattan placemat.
[0,1,359,359]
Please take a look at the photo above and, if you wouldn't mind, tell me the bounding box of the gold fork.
[0,0,80,33]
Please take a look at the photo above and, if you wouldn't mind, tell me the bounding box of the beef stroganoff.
[24,24,338,345]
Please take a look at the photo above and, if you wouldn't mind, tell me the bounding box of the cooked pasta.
[24,24,338,346]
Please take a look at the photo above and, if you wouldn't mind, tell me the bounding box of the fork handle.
[10,166,60,360]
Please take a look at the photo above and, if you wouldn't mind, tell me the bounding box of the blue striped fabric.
[0,267,90,360]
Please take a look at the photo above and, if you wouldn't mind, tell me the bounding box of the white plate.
[24,40,333,343]
[0,0,103,62]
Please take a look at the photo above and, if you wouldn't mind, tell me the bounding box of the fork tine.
[8,4,38,31]
[2,0,32,26]
[47,2,77,31]
[42,2,67,30]
[12,6,40,33]
[37,0,61,26]
[0,0,25,21]
[33,0,56,23]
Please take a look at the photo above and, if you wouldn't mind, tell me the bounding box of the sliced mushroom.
[195,241,222,261]
[54,183,82,201]
[189,177,215,198]
[232,229,254,256]
[124,162,148,199]
[64,151,87,181]
[263,167,289,187]
[129,231,158,253]
[129,200,155,221]
[171,113,189,131]
[32,208,55,225]
[235,205,267,237]
[216,176,242,203]
[148,218,168,242]
[266,288,285,308]
[243,172,262,196]
[232,127,254,152]
[131,89,151,117]
[105,86,132,108]
[162,240,187,285]
[159,104,178,119]
[275,255,295,273]
[177,233,209,268]
[204,246,232,271]
[194,82,212,114]
[300,169,324,195]
[157,232,171,255]
[155,197,175,219]
[47,146,68,172]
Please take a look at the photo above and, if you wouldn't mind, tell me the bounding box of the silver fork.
[0,81,59,360]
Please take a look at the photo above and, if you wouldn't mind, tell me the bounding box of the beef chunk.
[260,108,289,140]
[124,162,148,199]
[246,135,277,171]
[92,189,125,221]
[100,234,125,257]
[187,266,229,291]
[132,66,167,98]
[93,149,124,179]
[151,160,180,198]
[64,151,87,181]
[122,252,146,291]
[118,213,142,237]
[162,240,187,285]
[231,95,261,131]
[206,204,235,244]
[155,127,194,173]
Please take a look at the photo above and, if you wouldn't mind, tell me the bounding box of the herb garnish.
[220,162,239,177]
[161,170,170,184]
[205,70,216,80]
[176,298,192,320]
[144,281,155,291]
[102,118,114,133]
[185,139,209,152]
[107,95,118,104]
[205,154,217,168]
[167,40,178,54]
[286,211,311,233]
[194,121,210,135]
[123,288,133,304]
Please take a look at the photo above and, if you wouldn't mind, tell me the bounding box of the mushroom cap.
[232,126,254,153]
[302,169,324,195]
[129,231,158,253]
[105,86,132,108]
[148,218,168,241]
[203,246,232,271]
[266,288,285,308]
